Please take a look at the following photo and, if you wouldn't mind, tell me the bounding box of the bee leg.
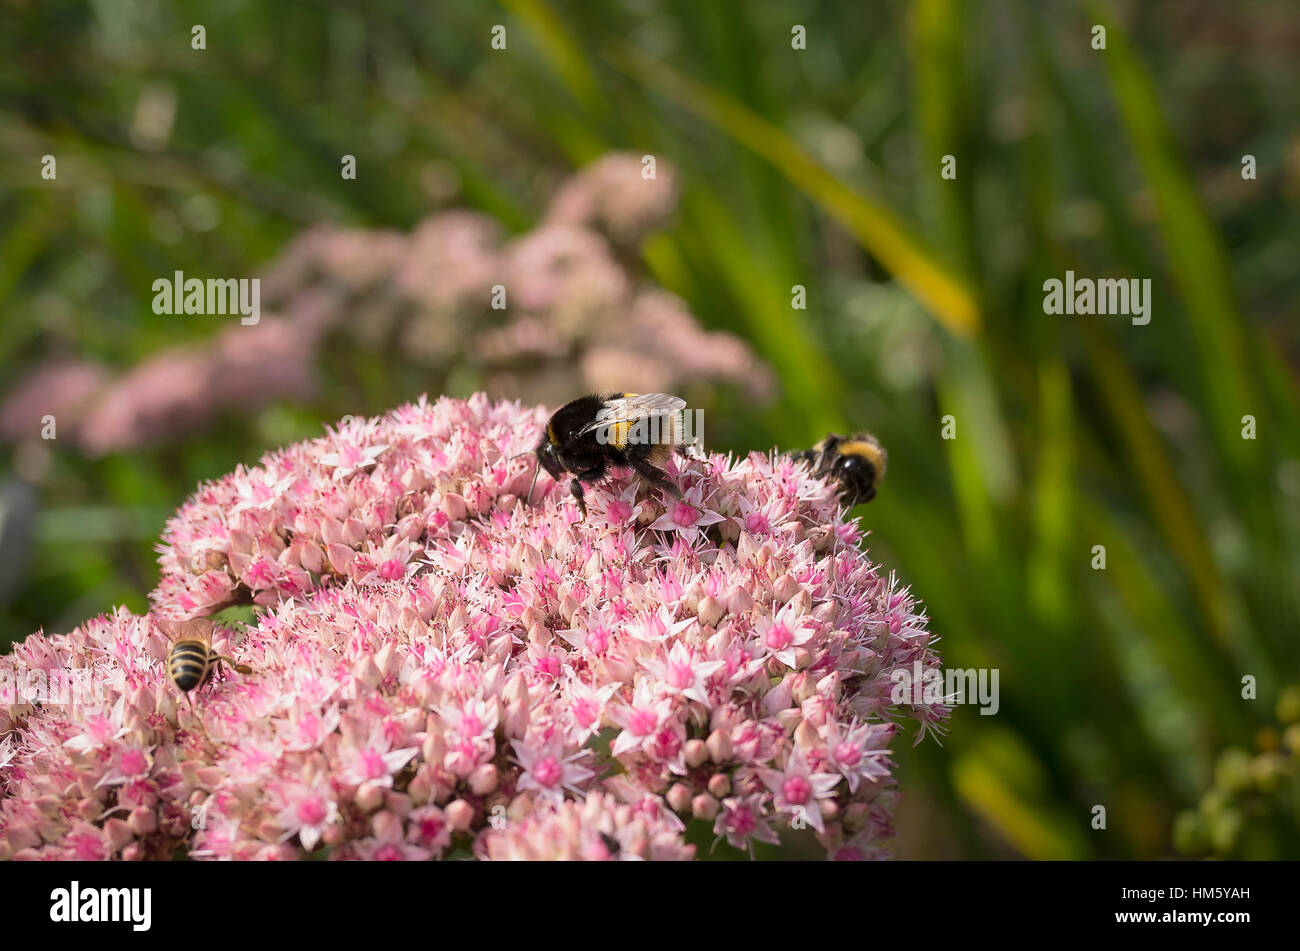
[569,478,588,518]
[629,457,683,501]
[568,464,613,518]
[216,655,253,676]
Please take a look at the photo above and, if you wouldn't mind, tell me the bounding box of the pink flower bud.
[355,782,385,813]
[352,656,382,689]
[773,572,800,604]
[705,729,733,763]
[179,760,203,787]
[684,739,708,768]
[104,818,134,851]
[78,774,103,799]
[791,671,817,704]
[374,642,396,677]
[736,533,759,565]
[666,783,693,812]
[257,818,282,840]
[468,763,499,796]
[794,718,820,749]
[385,792,413,818]
[441,493,468,521]
[326,542,355,573]
[422,733,446,765]
[691,794,719,821]
[843,802,870,830]
[723,583,753,615]
[128,806,157,836]
[817,670,842,699]
[196,766,224,787]
[430,769,457,805]
[445,798,475,831]
[502,672,529,706]
[341,517,367,546]
[697,596,724,628]
[707,772,731,798]
[406,769,431,806]
[300,541,324,574]
[372,810,403,841]
[504,698,531,737]
[444,747,476,779]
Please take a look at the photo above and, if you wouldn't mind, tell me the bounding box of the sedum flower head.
[1,395,945,860]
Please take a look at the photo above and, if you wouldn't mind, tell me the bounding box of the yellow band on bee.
[838,440,885,475]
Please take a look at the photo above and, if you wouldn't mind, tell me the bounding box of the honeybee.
[793,432,887,506]
[530,392,689,516]
[158,617,252,706]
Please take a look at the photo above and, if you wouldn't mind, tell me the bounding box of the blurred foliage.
[1172,685,1300,858]
[1,0,1298,858]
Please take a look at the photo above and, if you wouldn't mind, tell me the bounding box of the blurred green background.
[2,0,1298,858]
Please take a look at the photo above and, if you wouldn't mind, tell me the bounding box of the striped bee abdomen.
[168,640,214,692]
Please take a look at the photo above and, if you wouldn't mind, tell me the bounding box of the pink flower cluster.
[478,792,694,861]
[0,395,944,860]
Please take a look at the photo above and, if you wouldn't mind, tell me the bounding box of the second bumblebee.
[793,432,887,506]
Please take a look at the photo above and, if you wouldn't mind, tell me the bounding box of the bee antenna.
[526,457,541,505]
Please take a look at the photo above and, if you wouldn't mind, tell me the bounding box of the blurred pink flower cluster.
[0,153,772,456]
[260,152,772,408]
[0,395,943,860]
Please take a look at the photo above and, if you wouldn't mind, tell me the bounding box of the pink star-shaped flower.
[752,600,817,669]
[640,642,724,707]
[757,747,842,833]
[513,737,595,805]
[648,485,726,545]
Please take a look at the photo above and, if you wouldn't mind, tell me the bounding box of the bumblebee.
[158,617,252,706]
[793,432,887,506]
[531,392,688,516]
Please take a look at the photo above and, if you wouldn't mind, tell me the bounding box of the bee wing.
[579,393,687,435]
[156,616,214,643]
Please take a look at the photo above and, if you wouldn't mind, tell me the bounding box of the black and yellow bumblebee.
[792,432,887,506]
[158,618,252,706]
[531,392,689,516]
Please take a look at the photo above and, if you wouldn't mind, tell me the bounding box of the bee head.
[534,433,563,481]
[832,447,883,505]
[526,434,564,505]
[837,451,873,478]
